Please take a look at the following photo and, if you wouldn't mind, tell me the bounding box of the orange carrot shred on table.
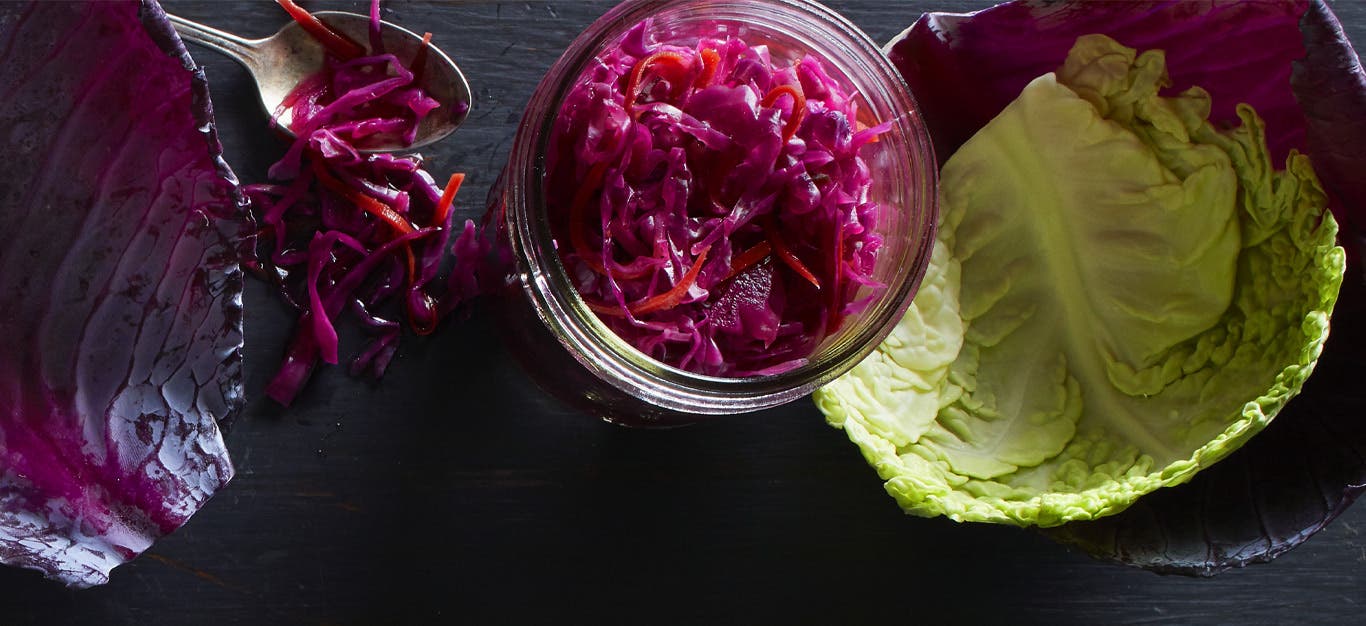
[311,161,416,235]
[433,172,465,227]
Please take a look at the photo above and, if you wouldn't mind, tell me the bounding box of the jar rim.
[503,0,938,415]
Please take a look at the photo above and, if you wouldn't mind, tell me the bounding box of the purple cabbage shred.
[546,20,886,377]
[246,0,484,406]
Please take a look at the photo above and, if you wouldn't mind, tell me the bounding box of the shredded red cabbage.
[546,20,886,377]
[246,0,483,406]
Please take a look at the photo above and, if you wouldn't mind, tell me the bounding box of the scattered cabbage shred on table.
[0,0,246,587]
[817,33,1345,526]
[248,0,486,406]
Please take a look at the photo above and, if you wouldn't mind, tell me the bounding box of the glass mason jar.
[490,0,937,427]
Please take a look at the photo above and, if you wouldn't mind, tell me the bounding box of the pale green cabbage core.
[815,35,1346,527]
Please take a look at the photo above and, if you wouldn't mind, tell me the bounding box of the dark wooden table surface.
[5,1,1366,623]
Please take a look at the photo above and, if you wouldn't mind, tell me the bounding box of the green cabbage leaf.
[815,34,1345,527]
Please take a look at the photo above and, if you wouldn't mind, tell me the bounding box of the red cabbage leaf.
[0,0,246,587]
[886,0,1366,574]
[889,0,1310,167]
[1294,0,1366,266]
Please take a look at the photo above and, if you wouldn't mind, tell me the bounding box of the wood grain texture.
[3,1,1365,623]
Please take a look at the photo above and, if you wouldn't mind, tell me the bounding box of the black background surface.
[4,1,1366,623]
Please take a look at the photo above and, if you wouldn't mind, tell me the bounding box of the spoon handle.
[166,14,263,70]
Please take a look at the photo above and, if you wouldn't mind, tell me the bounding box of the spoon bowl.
[168,11,470,153]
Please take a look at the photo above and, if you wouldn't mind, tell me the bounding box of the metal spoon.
[167,11,470,153]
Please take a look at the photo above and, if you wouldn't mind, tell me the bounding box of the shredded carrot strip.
[584,300,628,318]
[569,163,610,269]
[404,246,418,285]
[278,70,326,114]
[854,101,887,141]
[724,241,772,281]
[826,225,845,333]
[623,51,691,110]
[312,162,415,235]
[631,246,711,315]
[567,165,653,280]
[275,0,366,60]
[433,172,465,227]
[694,48,720,88]
[763,217,821,290]
[762,84,807,143]
[411,32,435,82]
[854,119,881,143]
[581,247,713,317]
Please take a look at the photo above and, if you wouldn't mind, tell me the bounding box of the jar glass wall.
[493,0,937,426]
